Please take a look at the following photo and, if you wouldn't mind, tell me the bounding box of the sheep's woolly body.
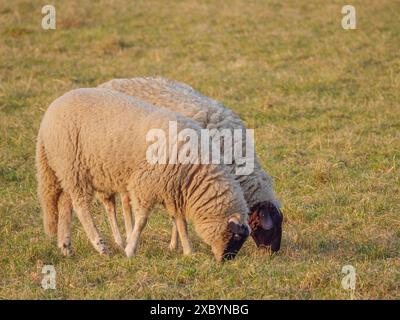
[99,77,279,209]
[36,88,248,254]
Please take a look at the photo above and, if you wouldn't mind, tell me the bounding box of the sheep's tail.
[35,136,61,237]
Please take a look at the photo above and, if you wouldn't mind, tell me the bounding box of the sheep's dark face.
[220,219,250,261]
[249,201,283,252]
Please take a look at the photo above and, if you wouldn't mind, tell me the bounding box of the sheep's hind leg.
[57,191,73,256]
[98,192,125,249]
[121,192,134,240]
[71,195,110,255]
[175,217,192,255]
[125,206,149,258]
[169,218,179,251]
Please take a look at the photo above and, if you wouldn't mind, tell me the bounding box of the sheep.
[36,87,250,261]
[98,77,283,252]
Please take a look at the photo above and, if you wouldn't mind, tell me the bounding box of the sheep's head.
[249,201,283,252]
[212,215,250,262]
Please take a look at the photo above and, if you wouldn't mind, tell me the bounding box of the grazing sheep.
[98,78,283,252]
[36,88,250,261]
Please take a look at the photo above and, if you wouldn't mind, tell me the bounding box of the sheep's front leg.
[125,207,149,258]
[175,217,192,255]
[98,192,125,249]
[121,192,134,240]
[72,197,109,255]
[57,192,73,256]
[169,218,179,251]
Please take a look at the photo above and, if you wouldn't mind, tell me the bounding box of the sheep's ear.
[228,216,242,234]
[228,221,241,234]
[228,217,250,236]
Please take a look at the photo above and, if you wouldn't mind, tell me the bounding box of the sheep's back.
[99,78,277,206]
[38,88,195,193]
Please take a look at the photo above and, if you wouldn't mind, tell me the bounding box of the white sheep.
[98,78,283,252]
[36,88,250,261]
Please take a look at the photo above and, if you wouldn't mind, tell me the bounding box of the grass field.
[0,0,399,299]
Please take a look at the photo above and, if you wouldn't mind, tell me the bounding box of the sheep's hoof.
[182,249,193,256]
[168,242,178,251]
[99,247,111,256]
[59,242,72,257]
[96,239,110,255]
[125,246,135,258]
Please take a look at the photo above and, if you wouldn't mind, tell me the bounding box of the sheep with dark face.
[35,88,250,261]
[248,202,282,252]
[98,78,283,252]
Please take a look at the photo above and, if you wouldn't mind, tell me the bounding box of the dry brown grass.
[0,0,399,299]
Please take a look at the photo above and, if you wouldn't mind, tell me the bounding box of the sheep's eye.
[234,234,241,240]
